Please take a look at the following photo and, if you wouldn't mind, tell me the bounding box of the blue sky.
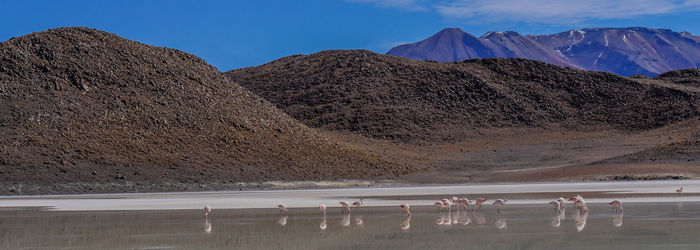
[2,0,699,71]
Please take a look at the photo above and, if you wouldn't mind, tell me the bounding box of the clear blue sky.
[2,0,699,71]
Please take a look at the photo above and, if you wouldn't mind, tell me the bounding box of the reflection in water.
[320,216,327,230]
[400,215,411,230]
[456,209,471,225]
[551,215,561,228]
[3,203,700,249]
[341,213,351,227]
[474,211,487,225]
[559,207,566,220]
[574,211,589,232]
[612,212,623,227]
[277,215,288,226]
[354,215,364,226]
[204,219,212,233]
[494,216,507,231]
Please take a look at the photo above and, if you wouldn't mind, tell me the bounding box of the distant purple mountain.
[387,27,700,76]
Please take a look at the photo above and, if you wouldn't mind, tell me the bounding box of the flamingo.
[492,199,507,213]
[568,195,589,213]
[434,201,446,212]
[399,203,411,216]
[320,204,327,216]
[352,198,364,211]
[441,199,453,212]
[677,187,683,193]
[459,198,471,210]
[557,197,566,210]
[339,201,351,214]
[451,197,460,210]
[319,204,327,230]
[609,200,623,213]
[548,200,560,213]
[474,198,487,211]
[204,205,212,219]
[278,204,289,215]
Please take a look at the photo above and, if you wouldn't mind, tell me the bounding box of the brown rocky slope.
[0,28,414,195]
[226,50,700,143]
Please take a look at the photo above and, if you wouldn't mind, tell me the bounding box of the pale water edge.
[0,180,697,211]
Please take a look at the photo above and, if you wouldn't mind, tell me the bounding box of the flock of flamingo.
[200,186,684,232]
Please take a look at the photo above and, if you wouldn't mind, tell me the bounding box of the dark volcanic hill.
[226,50,700,142]
[0,28,412,194]
[387,27,700,76]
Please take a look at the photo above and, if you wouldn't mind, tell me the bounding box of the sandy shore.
[0,180,697,211]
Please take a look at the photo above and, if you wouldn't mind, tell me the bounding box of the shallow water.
[1,202,699,249]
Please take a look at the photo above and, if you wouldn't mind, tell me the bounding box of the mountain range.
[387,27,700,76]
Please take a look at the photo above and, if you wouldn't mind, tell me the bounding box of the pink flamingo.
[352,198,364,211]
[474,198,487,211]
[399,203,411,216]
[557,197,566,210]
[319,204,327,230]
[434,201,446,212]
[492,199,507,213]
[278,204,288,215]
[568,195,589,213]
[609,200,623,213]
[459,198,471,210]
[548,200,560,213]
[677,187,683,193]
[320,204,327,216]
[204,205,212,219]
[339,201,351,214]
[441,199,453,212]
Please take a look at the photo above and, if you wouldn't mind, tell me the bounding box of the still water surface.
[1,202,698,249]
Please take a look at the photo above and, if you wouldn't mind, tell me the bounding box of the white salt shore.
[0,180,698,211]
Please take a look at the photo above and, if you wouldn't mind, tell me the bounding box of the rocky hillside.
[0,28,413,194]
[655,68,700,88]
[387,27,700,76]
[227,50,700,142]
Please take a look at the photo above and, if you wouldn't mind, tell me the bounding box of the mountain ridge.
[387,27,700,76]
[227,49,700,143]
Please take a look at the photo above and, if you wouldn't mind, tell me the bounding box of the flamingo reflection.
[400,215,411,230]
[494,215,507,231]
[550,215,561,228]
[277,215,288,226]
[474,211,487,224]
[574,211,589,232]
[204,218,212,233]
[340,212,351,227]
[456,209,471,225]
[320,217,327,230]
[354,215,364,226]
[611,212,623,227]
